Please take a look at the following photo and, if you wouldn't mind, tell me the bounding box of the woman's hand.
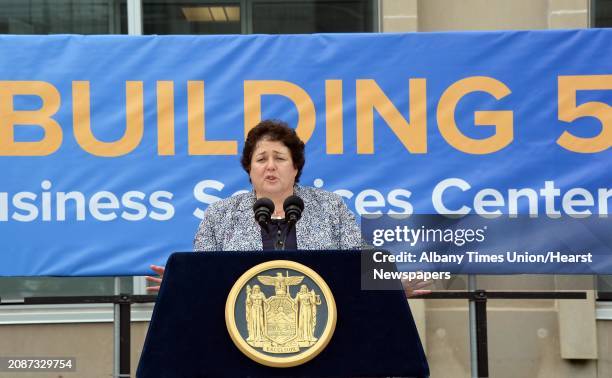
[145,265,165,292]
[402,276,432,298]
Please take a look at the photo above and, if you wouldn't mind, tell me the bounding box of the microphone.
[283,195,304,224]
[276,195,304,251]
[253,198,274,232]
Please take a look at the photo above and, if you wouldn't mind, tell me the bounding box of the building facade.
[0,1,610,377]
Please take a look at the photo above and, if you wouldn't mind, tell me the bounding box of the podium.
[137,250,429,377]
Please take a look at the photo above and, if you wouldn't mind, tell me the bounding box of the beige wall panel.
[427,306,602,377]
[597,320,612,377]
[132,322,149,376]
[487,309,598,377]
[487,309,557,377]
[486,298,556,310]
[0,323,113,378]
[426,298,469,309]
[558,359,598,378]
[0,322,149,378]
[549,0,588,11]
[408,298,427,352]
[382,0,418,32]
[549,14,589,28]
[383,17,418,32]
[556,276,597,359]
[426,307,470,378]
[548,0,589,28]
[417,0,549,31]
[383,0,418,15]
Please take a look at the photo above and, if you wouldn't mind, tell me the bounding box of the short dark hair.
[241,120,305,183]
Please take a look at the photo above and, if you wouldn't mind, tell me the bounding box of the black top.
[261,219,298,250]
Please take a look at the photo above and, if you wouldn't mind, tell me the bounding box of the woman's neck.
[270,196,287,218]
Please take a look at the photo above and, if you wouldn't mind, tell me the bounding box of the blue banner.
[0,30,610,276]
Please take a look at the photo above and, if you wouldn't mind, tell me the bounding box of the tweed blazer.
[193,185,362,251]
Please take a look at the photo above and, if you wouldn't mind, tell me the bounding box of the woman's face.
[250,139,297,199]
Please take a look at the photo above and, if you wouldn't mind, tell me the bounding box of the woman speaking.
[147,119,364,289]
[193,119,362,251]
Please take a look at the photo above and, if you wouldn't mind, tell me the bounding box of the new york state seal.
[225,260,337,367]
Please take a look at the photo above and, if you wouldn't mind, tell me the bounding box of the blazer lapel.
[234,192,263,251]
[294,186,325,250]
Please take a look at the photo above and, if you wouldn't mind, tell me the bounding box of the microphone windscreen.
[283,195,304,212]
[253,197,275,213]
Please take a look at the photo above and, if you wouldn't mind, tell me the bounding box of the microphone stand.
[276,195,304,250]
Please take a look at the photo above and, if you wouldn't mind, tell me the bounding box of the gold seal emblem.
[225,260,337,367]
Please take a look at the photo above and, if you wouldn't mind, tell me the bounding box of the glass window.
[141,0,376,35]
[143,1,242,35]
[594,0,612,27]
[252,0,375,34]
[0,0,127,34]
[598,276,612,296]
[0,277,133,300]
